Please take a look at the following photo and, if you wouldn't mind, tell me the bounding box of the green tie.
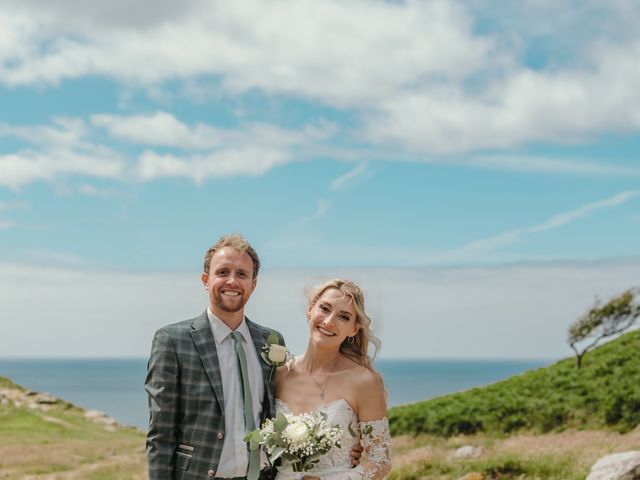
[231,331,260,480]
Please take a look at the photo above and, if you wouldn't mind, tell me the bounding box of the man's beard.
[214,293,247,313]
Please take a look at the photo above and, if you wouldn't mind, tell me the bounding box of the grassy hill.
[389,329,640,438]
[2,330,639,480]
[0,376,146,479]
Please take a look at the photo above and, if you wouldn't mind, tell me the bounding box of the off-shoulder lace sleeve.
[322,418,392,480]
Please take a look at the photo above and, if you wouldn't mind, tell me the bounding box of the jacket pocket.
[175,451,192,471]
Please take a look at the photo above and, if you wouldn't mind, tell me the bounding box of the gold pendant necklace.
[309,356,340,400]
[310,374,327,399]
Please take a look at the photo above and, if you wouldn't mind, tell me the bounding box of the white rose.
[268,344,288,363]
[283,418,308,443]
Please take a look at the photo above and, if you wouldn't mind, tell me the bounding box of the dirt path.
[20,451,145,480]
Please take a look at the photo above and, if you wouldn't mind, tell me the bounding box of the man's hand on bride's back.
[350,443,363,466]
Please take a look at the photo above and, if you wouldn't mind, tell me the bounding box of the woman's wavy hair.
[307,278,381,371]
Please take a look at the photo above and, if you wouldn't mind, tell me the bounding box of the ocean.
[0,358,549,430]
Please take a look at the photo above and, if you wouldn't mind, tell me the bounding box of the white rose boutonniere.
[261,331,293,380]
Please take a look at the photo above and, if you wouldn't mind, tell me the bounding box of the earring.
[347,336,355,344]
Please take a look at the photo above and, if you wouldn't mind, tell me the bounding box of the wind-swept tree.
[568,287,640,369]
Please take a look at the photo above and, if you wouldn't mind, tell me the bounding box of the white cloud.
[0,149,124,190]
[1,259,639,359]
[0,118,125,189]
[76,183,124,198]
[2,1,640,177]
[330,163,369,191]
[0,220,14,229]
[0,1,490,106]
[92,111,330,150]
[465,155,640,176]
[24,249,88,266]
[284,199,332,233]
[0,201,29,211]
[92,111,213,148]
[137,148,292,183]
[0,113,336,187]
[364,35,640,153]
[431,191,640,263]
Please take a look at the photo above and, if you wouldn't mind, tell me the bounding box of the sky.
[1,0,639,360]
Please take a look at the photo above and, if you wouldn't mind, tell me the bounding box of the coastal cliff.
[2,330,639,479]
[0,376,146,479]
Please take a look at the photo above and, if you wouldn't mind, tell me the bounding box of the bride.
[274,279,391,480]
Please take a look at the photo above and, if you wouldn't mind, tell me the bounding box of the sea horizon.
[0,357,554,430]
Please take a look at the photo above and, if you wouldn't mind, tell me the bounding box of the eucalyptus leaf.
[274,412,288,432]
[266,331,280,344]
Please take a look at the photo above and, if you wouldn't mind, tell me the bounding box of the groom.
[145,234,284,479]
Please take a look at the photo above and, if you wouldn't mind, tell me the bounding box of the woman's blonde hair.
[307,278,381,371]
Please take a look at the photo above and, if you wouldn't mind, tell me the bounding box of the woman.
[275,279,391,480]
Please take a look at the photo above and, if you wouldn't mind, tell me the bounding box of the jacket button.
[208,469,215,477]
[216,432,224,440]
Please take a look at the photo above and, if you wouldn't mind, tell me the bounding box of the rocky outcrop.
[452,445,484,460]
[586,451,640,480]
[0,386,63,411]
[0,385,119,431]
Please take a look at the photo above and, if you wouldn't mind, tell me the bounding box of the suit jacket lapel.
[190,311,225,413]
[246,317,274,415]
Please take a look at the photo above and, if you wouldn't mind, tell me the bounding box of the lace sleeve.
[322,418,392,480]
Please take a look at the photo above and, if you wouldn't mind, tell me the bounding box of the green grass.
[0,377,146,479]
[0,377,24,390]
[391,453,582,480]
[389,329,640,437]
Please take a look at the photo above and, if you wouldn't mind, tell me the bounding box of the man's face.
[201,246,257,321]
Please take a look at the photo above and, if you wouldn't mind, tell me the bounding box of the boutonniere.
[261,332,293,381]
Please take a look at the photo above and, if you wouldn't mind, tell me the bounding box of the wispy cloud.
[0,220,14,229]
[285,199,332,232]
[0,201,29,211]
[330,163,369,191]
[0,118,124,189]
[24,249,88,267]
[465,155,640,176]
[76,184,125,198]
[137,148,293,183]
[429,191,640,263]
[0,114,337,188]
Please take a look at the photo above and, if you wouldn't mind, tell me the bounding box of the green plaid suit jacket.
[145,311,284,480]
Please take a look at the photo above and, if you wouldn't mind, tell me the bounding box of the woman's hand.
[350,443,363,466]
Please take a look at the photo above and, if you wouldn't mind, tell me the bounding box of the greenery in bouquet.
[245,410,342,473]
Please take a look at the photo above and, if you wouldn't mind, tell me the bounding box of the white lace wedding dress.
[275,399,392,480]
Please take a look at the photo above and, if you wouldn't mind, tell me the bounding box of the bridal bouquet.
[245,411,342,474]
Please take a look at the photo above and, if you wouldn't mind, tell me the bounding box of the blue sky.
[1,0,639,359]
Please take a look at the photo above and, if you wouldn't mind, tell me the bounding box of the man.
[145,234,283,479]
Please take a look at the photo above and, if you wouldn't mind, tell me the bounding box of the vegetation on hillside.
[389,329,640,438]
[0,377,146,479]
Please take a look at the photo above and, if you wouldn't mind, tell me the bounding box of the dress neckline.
[276,397,356,417]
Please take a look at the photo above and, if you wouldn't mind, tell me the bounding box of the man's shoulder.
[155,312,206,337]
[245,318,285,342]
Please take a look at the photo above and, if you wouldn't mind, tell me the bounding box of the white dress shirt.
[207,309,265,478]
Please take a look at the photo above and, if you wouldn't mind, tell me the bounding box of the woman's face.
[307,288,359,347]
